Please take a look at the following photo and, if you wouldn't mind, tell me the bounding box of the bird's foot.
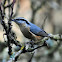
[29,41,35,48]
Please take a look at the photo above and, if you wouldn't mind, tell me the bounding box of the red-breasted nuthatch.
[12,17,49,41]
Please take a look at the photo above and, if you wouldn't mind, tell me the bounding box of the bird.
[12,17,49,41]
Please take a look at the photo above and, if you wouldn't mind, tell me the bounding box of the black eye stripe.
[15,19,30,24]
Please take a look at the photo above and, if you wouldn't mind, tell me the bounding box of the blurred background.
[0,0,62,62]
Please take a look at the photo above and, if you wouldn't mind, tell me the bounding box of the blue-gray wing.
[30,23,48,37]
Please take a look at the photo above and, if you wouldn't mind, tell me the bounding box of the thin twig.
[28,52,35,62]
[42,16,47,29]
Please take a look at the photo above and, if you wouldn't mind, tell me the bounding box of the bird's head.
[12,17,29,25]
